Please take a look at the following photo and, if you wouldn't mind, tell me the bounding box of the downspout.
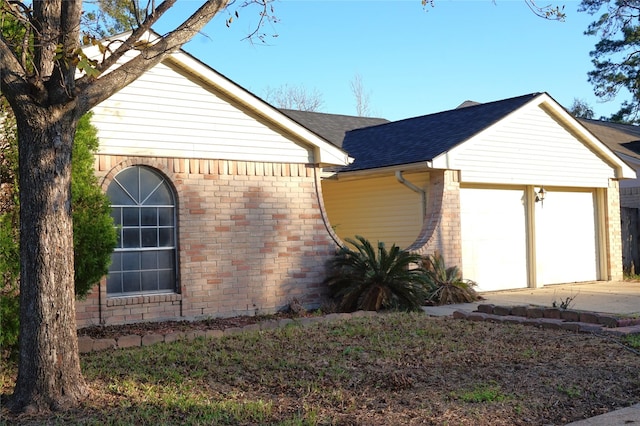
[395,170,427,220]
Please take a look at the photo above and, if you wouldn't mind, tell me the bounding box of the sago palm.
[324,236,430,312]
[421,252,480,305]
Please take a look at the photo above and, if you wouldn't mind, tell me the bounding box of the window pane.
[122,252,140,271]
[107,183,135,205]
[147,184,173,205]
[141,229,157,247]
[107,273,122,294]
[122,228,140,248]
[141,251,157,269]
[158,269,174,290]
[139,168,162,202]
[123,272,141,293]
[116,168,140,202]
[141,208,157,226]
[141,271,158,292]
[158,207,174,226]
[111,207,122,225]
[158,228,173,247]
[109,252,122,272]
[123,208,139,226]
[158,250,174,268]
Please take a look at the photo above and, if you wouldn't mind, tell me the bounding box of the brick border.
[453,304,640,337]
[78,311,377,353]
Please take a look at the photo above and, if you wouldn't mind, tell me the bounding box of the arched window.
[106,166,177,296]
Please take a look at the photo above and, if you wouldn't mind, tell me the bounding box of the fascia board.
[332,162,432,181]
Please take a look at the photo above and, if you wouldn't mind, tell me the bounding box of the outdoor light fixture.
[535,186,546,205]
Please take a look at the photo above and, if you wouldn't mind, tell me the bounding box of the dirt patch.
[77,312,302,339]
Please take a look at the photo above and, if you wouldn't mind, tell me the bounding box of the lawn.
[2,312,640,425]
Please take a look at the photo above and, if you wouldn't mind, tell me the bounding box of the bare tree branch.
[351,73,371,117]
[263,84,324,111]
[77,0,229,113]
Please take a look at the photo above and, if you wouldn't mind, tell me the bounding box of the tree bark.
[7,107,88,413]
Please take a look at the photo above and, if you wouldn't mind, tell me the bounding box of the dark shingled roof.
[279,109,389,148]
[579,118,640,162]
[340,93,542,172]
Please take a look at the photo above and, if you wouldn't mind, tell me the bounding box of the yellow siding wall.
[322,172,429,249]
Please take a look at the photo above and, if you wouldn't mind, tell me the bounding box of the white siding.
[442,105,616,188]
[322,173,428,249]
[91,62,313,163]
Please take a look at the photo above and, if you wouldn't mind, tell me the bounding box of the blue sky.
[156,1,618,121]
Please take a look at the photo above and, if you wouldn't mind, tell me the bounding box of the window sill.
[106,293,181,307]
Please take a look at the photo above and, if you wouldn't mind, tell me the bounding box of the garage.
[460,187,528,292]
[460,186,600,292]
[535,189,598,285]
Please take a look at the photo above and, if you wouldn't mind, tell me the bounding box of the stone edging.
[78,311,377,353]
[79,304,640,354]
[453,304,640,336]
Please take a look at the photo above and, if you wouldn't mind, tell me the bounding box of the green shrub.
[0,98,20,355]
[324,236,429,312]
[72,113,118,299]
[421,252,480,305]
[0,213,20,356]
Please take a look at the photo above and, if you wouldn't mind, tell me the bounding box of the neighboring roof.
[279,109,389,148]
[340,93,541,172]
[456,100,482,109]
[579,118,640,162]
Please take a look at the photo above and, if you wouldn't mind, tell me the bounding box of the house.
[75,47,351,327]
[290,93,635,292]
[578,118,640,272]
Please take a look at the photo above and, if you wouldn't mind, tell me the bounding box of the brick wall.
[607,180,624,280]
[76,155,338,327]
[409,169,462,268]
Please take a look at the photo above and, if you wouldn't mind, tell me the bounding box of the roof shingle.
[279,109,389,148]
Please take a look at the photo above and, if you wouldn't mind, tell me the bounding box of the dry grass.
[2,312,640,425]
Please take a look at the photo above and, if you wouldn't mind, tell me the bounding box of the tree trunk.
[7,108,88,413]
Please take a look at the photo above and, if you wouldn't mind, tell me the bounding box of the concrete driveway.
[481,281,640,316]
[424,280,640,317]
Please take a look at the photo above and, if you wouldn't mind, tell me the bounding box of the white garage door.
[460,187,528,292]
[535,190,597,285]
